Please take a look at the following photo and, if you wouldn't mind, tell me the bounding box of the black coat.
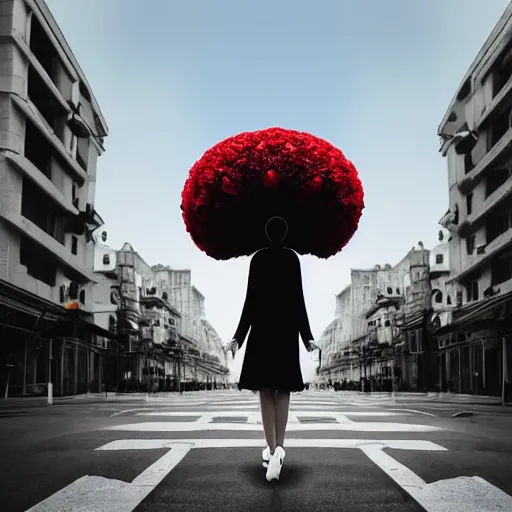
[233,245,314,392]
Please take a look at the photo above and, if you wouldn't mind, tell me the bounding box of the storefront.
[434,291,512,399]
[0,279,116,397]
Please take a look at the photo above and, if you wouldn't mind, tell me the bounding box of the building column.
[74,344,78,395]
[458,347,462,393]
[469,343,474,394]
[60,341,65,396]
[22,337,28,396]
[99,355,104,392]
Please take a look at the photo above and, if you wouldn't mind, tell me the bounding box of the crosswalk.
[25,391,512,512]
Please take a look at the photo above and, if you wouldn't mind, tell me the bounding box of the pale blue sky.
[47,0,509,378]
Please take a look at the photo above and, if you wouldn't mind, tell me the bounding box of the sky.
[46,0,510,380]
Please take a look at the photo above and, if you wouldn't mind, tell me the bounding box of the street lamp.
[391,313,405,403]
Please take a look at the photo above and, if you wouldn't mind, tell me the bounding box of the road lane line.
[95,438,447,451]
[105,421,442,432]
[25,444,192,512]
[131,444,191,486]
[134,411,411,417]
[362,446,512,512]
[109,408,162,417]
[387,408,437,417]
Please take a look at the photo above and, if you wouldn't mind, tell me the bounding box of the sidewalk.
[0,390,226,408]
[1,389,508,407]
[323,389,508,406]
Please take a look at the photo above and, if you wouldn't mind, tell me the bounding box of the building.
[437,3,512,398]
[0,0,112,397]
[152,265,229,389]
[318,245,432,391]
[89,247,229,392]
[429,233,457,392]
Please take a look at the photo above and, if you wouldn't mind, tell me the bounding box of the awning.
[0,279,67,321]
[140,296,181,317]
[400,311,425,331]
[434,291,512,334]
[118,318,139,332]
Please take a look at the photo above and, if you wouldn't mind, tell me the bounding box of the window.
[71,236,78,255]
[79,289,85,304]
[492,41,512,98]
[21,178,65,244]
[447,295,452,305]
[19,236,57,286]
[408,331,419,353]
[69,282,79,299]
[72,184,79,208]
[486,208,511,243]
[110,287,119,305]
[464,154,474,175]
[466,236,475,255]
[162,292,168,301]
[466,193,473,215]
[76,137,89,171]
[434,291,443,304]
[492,253,512,285]
[435,254,444,264]
[486,167,510,198]
[488,106,512,150]
[103,254,110,265]
[466,280,479,302]
[386,286,392,294]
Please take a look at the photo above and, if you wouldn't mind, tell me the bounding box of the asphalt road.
[1,391,512,512]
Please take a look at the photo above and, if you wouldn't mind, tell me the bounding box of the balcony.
[457,179,512,236]
[0,200,95,282]
[13,95,87,184]
[5,151,78,215]
[447,229,512,284]
[458,127,512,194]
[365,295,402,319]
[478,75,512,130]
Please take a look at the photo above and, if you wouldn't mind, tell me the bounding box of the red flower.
[181,127,364,260]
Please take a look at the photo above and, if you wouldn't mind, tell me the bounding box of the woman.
[226,216,318,482]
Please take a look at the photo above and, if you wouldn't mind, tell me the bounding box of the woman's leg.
[274,391,291,447]
[259,388,277,452]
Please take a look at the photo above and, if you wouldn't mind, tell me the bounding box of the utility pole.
[391,343,396,404]
[47,339,53,405]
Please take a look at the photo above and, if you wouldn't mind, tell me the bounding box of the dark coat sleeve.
[291,251,314,347]
[232,253,258,347]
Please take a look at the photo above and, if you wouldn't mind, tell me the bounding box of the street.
[1,391,512,512]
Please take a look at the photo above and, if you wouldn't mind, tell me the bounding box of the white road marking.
[362,446,512,512]
[105,421,442,432]
[110,408,163,418]
[134,410,410,417]
[25,444,191,512]
[387,408,437,417]
[96,438,447,451]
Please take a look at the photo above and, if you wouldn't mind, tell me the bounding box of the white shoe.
[262,446,271,468]
[266,446,285,481]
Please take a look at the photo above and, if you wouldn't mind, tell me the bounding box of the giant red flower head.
[181,127,364,260]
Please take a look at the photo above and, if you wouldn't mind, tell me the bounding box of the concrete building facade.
[0,0,112,397]
[437,3,512,398]
[152,265,228,388]
[89,249,229,392]
[319,246,433,391]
